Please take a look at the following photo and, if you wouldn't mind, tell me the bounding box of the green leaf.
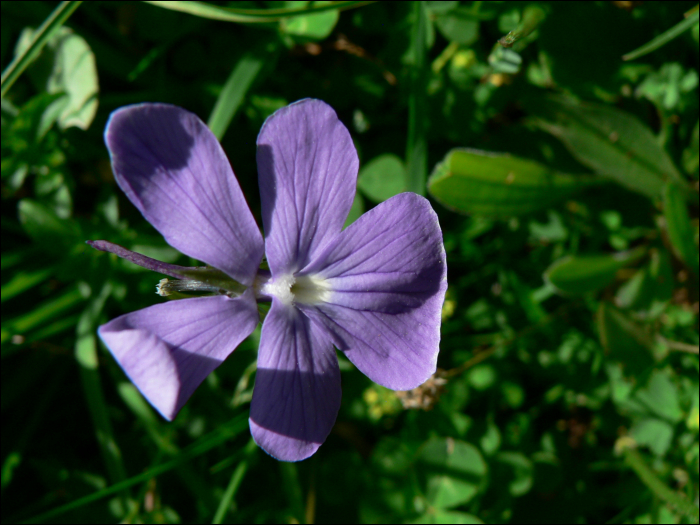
[1,285,85,345]
[1,267,55,303]
[635,369,683,423]
[208,42,278,141]
[45,28,98,130]
[411,510,483,524]
[0,1,83,97]
[144,0,371,23]
[417,437,487,510]
[435,7,480,45]
[615,249,673,311]
[16,26,99,130]
[357,154,406,202]
[597,302,655,375]
[406,1,429,195]
[428,149,596,217]
[629,418,674,456]
[545,246,646,294]
[18,199,81,253]
[623,7,700,61]
[25,413,249,523]
[664,182,699,274]
[531,94,685,199]
[281,2,339,40]
[495,451,533,497]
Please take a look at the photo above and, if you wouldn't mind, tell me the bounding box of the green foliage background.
[1,1,698,523]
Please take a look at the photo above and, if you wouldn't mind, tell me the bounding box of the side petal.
[99,292,259,420]
[257,99,358,275]
[250,300,341,462]
[105,104,263,286]
[300,193,447,391]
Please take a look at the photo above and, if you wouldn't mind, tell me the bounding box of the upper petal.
[105,103,264,286]
[99,292,259,420]
[250,300,341,461]
[257,99,358,276]
[300,193,447,390]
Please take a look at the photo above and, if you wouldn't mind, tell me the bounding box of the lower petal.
[250,300,341,461]
[99,291,259,420]
[302,298,442,391]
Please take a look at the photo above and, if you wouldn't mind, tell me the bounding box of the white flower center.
[260,274,331,306]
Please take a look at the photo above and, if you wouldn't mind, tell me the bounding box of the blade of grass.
[279,462,305,523]
[623,6,699,61]
[0,1,82,97]
[1,363,68,493]
[406,1,428,195]
[1,285,85,346]
[74,283,129,504]
[144,1,374,23]
[208,42,278,141]
[116,382,217,512]
[23,413,249,523]
[1,267,55,303]
[211,439,257,524]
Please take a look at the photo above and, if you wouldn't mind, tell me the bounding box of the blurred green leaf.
[434,7,479,45]
[635,369,683,423]
[406,1,429,195]
[357,154,406,202]
[623,7,700,61]
[411,510,483,524]
[682,120,699,176]
[531,94,685,199]
[597,302,655,375]
[1,285,85,346]
[208,43,277,141]
[18,199,81,253]
[615,249,673,312]
[1,267,54,303]
[417,437,487,510]
[664,182,699,274]
[428,149,595,216]
[545,247,646,295]
[17,26,99,130]
[629,418,674,456]
[144,0,372,23]
[495,451,533,497]
[0,1,82,97]
[281,1,339,40]
[26,413,249,523]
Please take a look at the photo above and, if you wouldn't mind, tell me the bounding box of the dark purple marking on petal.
[257,99,359,276]
[105,103,264,286]
[99,291,259,420]
[298,193,447,391]
[87,240,194,279]
[250,300,341,461]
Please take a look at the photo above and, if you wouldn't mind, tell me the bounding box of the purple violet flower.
[92,99,447,461]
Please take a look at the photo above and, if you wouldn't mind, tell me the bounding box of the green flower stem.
[624,448,699,522]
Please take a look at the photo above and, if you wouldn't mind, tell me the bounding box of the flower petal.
[250,301,341,461]
[257,99,358,275]
[300,193,447,390]
[105,104,263,286]
[99,292,259,420]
